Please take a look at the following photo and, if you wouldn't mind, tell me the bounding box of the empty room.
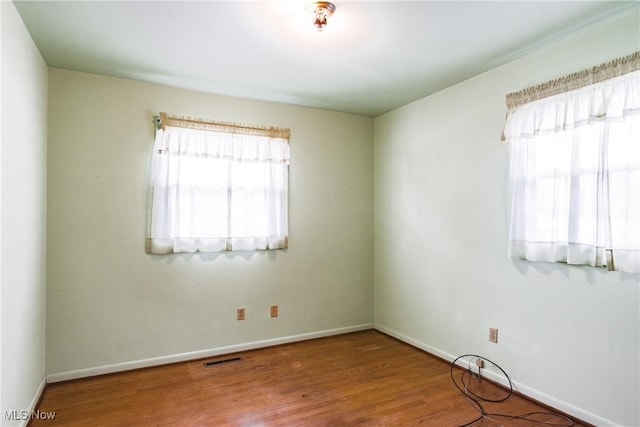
[2,1,639,426]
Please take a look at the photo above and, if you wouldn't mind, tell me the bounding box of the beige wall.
[1,2,49,425]
[374,7,639,426]
[46,69,374,375]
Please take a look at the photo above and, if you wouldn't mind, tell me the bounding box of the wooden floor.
[31,330,588,426]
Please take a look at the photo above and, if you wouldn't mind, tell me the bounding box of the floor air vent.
[203,357,242,367]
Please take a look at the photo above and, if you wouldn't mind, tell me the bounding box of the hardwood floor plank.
[30,330,589,426]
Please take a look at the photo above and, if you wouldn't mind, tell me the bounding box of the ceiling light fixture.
[309,1,336,32]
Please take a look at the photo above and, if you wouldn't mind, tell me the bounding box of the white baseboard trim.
[374,324,618,427]
[16,376,47,427]
[47,323,373,383]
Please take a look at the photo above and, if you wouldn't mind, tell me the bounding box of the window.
[147,113,290,254]
[504,54,639,273]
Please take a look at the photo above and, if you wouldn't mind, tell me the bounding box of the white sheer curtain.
[504,69,640,273]
[147,115,290,254]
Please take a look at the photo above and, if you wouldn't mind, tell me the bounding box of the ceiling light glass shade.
[309,2,335,32]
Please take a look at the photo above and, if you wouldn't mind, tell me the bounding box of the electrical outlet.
[489,327,498,343]
[270,305,278,318]
[237,307,245,321]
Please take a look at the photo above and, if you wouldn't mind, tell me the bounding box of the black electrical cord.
[450,354,575,427]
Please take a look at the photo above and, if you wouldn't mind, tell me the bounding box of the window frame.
[146,113,291,254]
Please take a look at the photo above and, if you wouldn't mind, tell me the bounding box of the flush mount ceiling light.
[308,1,336,32]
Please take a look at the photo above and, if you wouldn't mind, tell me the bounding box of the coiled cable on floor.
[450,354,575,427]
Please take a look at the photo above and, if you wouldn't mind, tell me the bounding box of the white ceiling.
[13,0,639,116]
